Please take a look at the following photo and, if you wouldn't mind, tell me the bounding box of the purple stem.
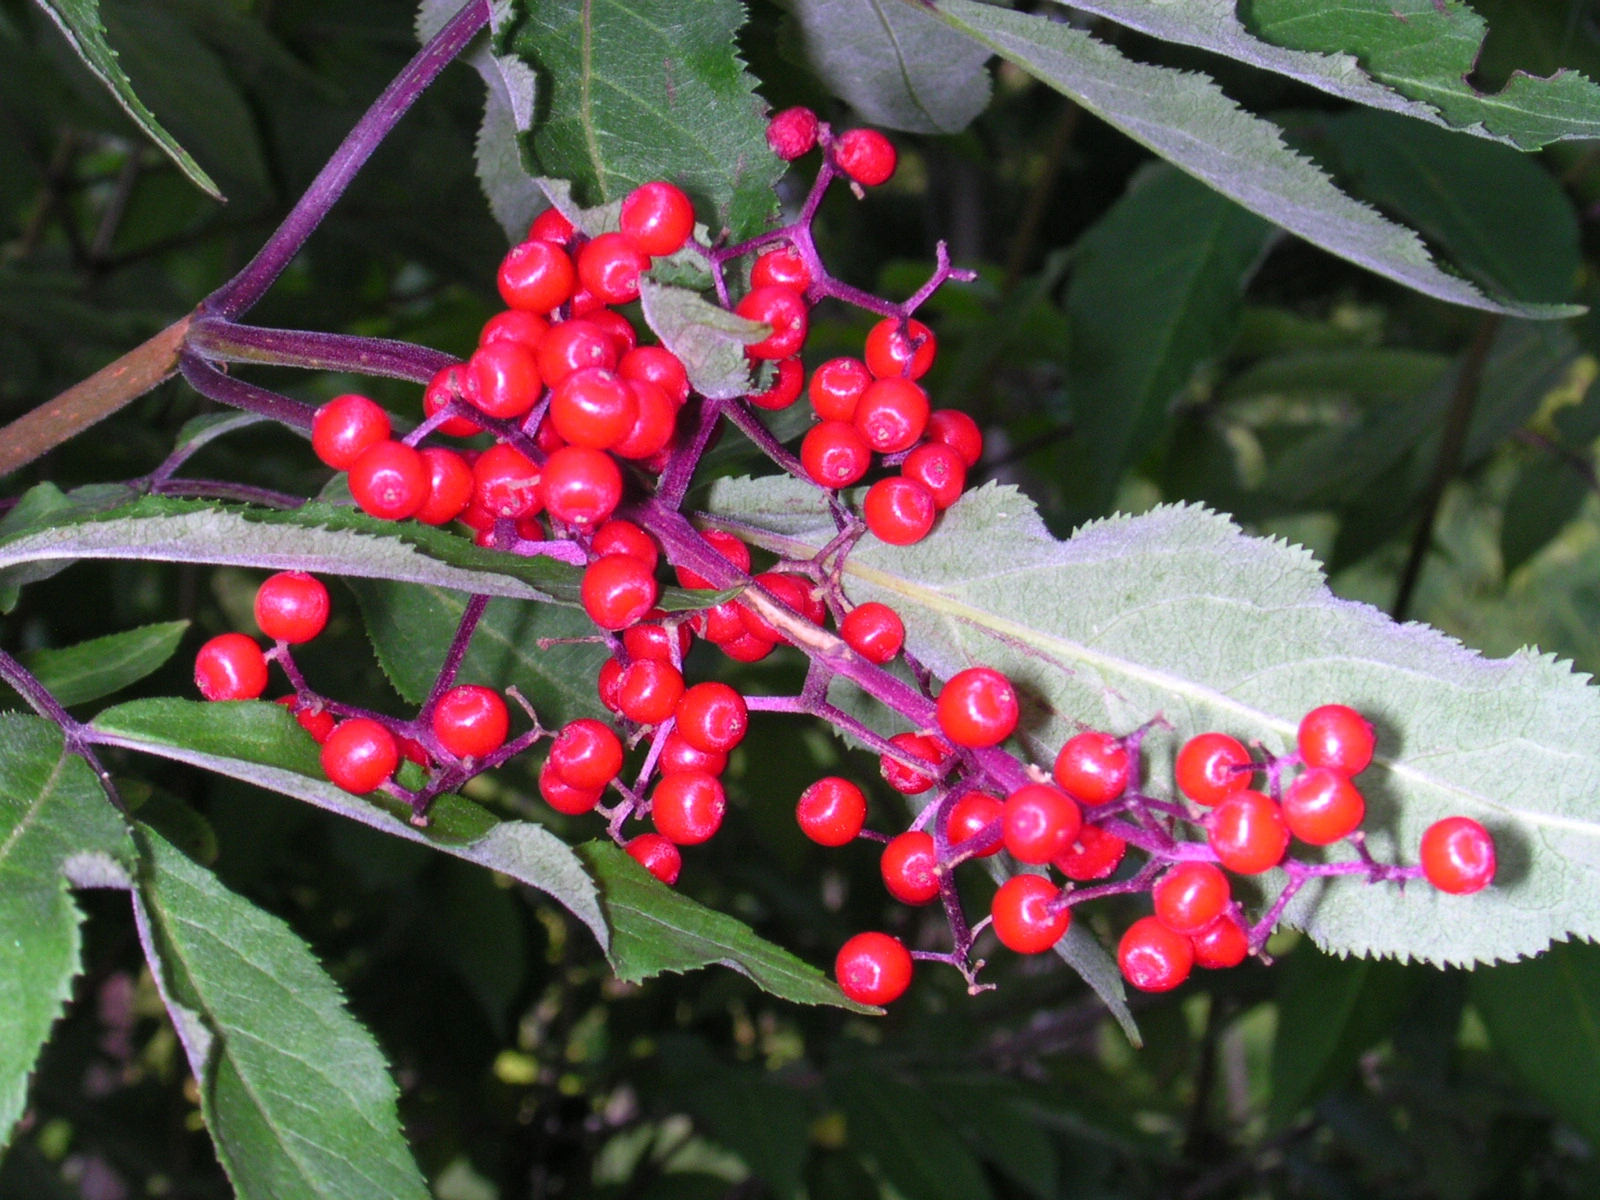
[656,398,726,511]
[205,0,489,319]
[721,404,811,483]
[179,352,316,431]
[422,594,489,714]
[188,319,457,385]
[150,479,307,510]
[0,646,124,809]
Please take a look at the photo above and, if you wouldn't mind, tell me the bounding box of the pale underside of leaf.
[926,0,1581,320]
[706,476,1600,967]
[639,279,766,399]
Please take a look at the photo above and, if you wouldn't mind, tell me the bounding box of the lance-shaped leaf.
[4,621,190,708]
[91,699,607,946]
[925,0,1579,319]
[511,0,782,240]
[706,475,1600,967]
[29,0,222,197]
[779,0,992,134]
[132,827,430,1199]
[639,279,767,400]
[578,841,875,1012]
[0,715,133,1151]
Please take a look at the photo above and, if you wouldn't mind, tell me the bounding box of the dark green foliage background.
[3,0,1600,1197]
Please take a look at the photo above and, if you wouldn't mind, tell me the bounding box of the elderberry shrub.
[192,115,1497,1010]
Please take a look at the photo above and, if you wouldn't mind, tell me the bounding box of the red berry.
[541,446,623,527]
[568,286,604,316]
[1282,768,1366,845]
[1175,732,1253,806]
[415,448,475,526]
[880,732,945,794]
[864,317,935,380]
[991,874,1070,954]
[321,718,400,794]
[1052,823,1127,881]
[796,777,867,846]
[1420,817,1496,894]
[945,791,1004,857]
[880,832,940,905]
[597,656,625,713]
[927,408,983,467]
[473,444,544,520]
[901,442,966,510]
[1118,916,1194,992]
[1206,791,1289,874]
[801,421,873,489]
[936,667,1019,749]
[833,128,897,187]
[619,181,694,256]
[467,340,542,420]
[499,239,576,313]
[350,440,430,521]
[863,477,936,546]
[719,631,778,663]
[423,366,483,438]
[480,308,550,352]
[582,554,659,631]
[1003,783,1082,864]
[616,659,685,725]
[1191,912,1249,969]
[1152,862,1231,935]
[737,572,815,644]
[537,318,619,387]
[549,719,624,790]
[808,357,870,422]
[577,232,650,305]
[625,833,682,885]
[1297,704,1376,776]
[675,530,751,589]
[1053,731,1131,805]
[312,394,390,470]
[528,207,575,243]
[835,931,912,1006]
[432,685,510,760]
[623,620,690,664]
[591,519,659,569]
[551,368,638,450]
[277,697,336,744]
[586,308,639,356]
[619,345,690,406]
[693,599,747,645]
[675,682,748,753]
[839,602,904,664]
[539,759,603,815]
[659,730,727,777]
[254,572,329,644]
[854,377,929,454]
[766,107,819,161]
[748,356,804,411]
[651,771,726,844]
[750,245,811,292]
[735,286,808,360]
[194,633,268,701]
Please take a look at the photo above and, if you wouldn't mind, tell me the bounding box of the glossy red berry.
[880,832,940,905]
[748,356,804,411]
[675,530,751,589]
[423,366,483,438]
[616,659,685,726]
[880,732,945,794]
[864,317,935,380]
[591,519,659,569]
[863,477,936,546]
[613,379,677,461]
[991,874,1070,954]
[1053,823,1127,881]
[766,106,819,161]
[620,181,694,256]
[659,730,727,777]
[1003,783,1082,864]
[936,667,1019,748]
[581,554,659,631]
[619,345,690,406]
[801,421,872,490]
[675,682,748,754]
[537,318,619,387]
[735,286,808,360]
[945,791,1004,857]
[796,777,868,846]
[1191,912,1249,969]
[312,394,390,470]
[498,239,576,313]
[835,931,912,1006]
[1420,817,1496,894]
[833,128,897,186]
[480,308,550,351]
[410,448,473,527]
[473,444,544,519]
[693,599,747,645]
[541,446,623,527]
[750,245,811,292]
[321,718,400,794]
[1175,732,1253,806]
[539,759,603,815]
[549,719,624,790]
[277,696,336,744]
[467,340,542,419]
[623,621,690,664]
[194,633,268,701]
[1053,731,1131,805]
[253,572,329,645]
[900,443,966,510]
[1118,916,1194,992]
[528,206,575,243]
[577,232,650,305]
[1152,862,1231,935]
[808,357,870,422]
[854,377,928,454]
[550,368,637,449]
[839,602,904,664]
[738,572,814,644]
[625,833,682,885]
[350,440,430,521]
[432,685,510,760]
[1297,704,1376,776]
[651,771,726,844]
[1207,791,1289,875]
[1282,768,1366,845]
[927,408,983,467]
[719,631,778,663]
[597,656,625,713]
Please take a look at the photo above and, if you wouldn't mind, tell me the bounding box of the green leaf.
[1501,462,1591,576]
[639,280,766,400]
[1067,165,1273,501]
[922,1075,1059,1200]
[1472,939,1600,1145]
[0,714,132,1151]
[706,475,1600,967]
[1248,0,1600,150]
[5,621,189,708]
[578,840,872,1011]
[132,827,430,1200]
[925,0,1580,319]
[830,1069,995,1200]
[778,0,992,134]
[90,699,607,946]
[511,0,782,240]
[28,0,220,198]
